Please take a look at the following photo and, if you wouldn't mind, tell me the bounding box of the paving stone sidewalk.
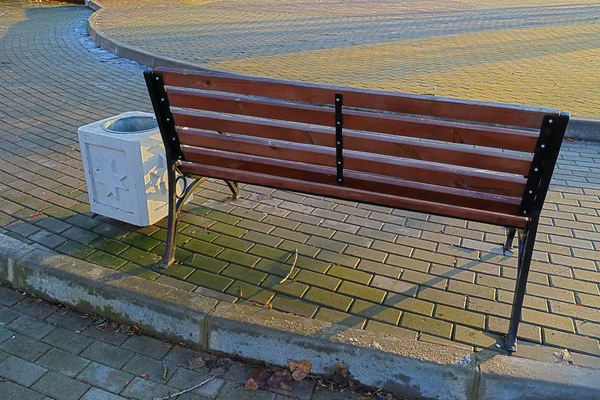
[1,0,600,379]
[0,284,365,400]
[90,0,600,117]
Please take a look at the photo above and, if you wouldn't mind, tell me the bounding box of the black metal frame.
[335,93,344,186]
[144,70,238,268]
[503,112,569,351]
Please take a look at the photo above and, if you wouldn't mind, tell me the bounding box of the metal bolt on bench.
[144,68,569,352]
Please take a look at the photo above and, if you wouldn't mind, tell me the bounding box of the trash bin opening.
[102,115,158,134]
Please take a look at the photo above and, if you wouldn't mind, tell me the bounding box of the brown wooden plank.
[344,131,532,176]
[179,129,334,167]
[343,171,520,214]
[159,68,558,128]
[178,161,528,228]
[345,152,525,197]
[179,133,526,196]
[174,110,335,146]
[173,111,533,174]
[180,146,524,209]
[169,92,539,152]
[343,110,539,153]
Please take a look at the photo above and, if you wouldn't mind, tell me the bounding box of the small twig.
[280,249,298,284]
[153,376,215,400]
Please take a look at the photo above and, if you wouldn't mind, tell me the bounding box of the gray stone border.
[84,0,599,142]
[1,233,599,399]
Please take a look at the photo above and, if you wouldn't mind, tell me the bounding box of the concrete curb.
[84,0,599,143]
[1,233,599,399]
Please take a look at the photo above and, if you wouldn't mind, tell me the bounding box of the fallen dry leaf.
[289,359,311,381]
[188,356,206,369]
[244,378,260,391]
[250,367,269,389]
[267,370,293,390]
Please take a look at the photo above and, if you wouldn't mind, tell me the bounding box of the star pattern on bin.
[148,153,168,195]
[93,155,128,199]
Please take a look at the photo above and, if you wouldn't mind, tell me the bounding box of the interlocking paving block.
[434,305,486,329]
[454,325,504,349]
[270,295,318,318]
[309,388,362,399]
[90,237,130,256]
[0,333,52,362]
[214,381,276,400]
[314,308,366,329]
[167,364,211,389]
[56,241,97,260]
[121,377,176,400]
[85,251,127,270]
[29,230,68,249]
[82,326,130,347]
[36,348,91,377]
[0,286,25,307]
[543,328,600,356]
[31,370,90,400]
[187,269,234,291]
[0,326,13,344]
[77,362,134,394]
[121,334,171,360]
[487,316,542,344]
[269,379,316,400]
[163,346,206,370]
[81,387,128,400]
[80,340,134,369]
[366,320,417,339]
[12,387,46,400]
[122,353,177,382]
[0,355,48,387]
[40,327,94,354]
[349,300,402,325]
[0,380,27,399]
[401,313,453,339]
[45,310,90,332]
[12,297,57,320]
[304,287,353,312]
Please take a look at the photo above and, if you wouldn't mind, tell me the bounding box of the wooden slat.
[181,146,523,209]
[179,132,526,196]
[179,161,528,228]
[159,68,558,128]
[179,129,334,167]
[344,153,525,197]
[344,110,539,153]
[173,110,533,175]
[345,131,532,176]
[169,92,539,152]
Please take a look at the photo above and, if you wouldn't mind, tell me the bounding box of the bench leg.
[225,180,239,200]
[161,165,179,269]
[505,221,538,352]
[160,171,205,269]
[503,227,517,255]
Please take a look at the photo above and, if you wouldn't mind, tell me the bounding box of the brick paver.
[1,0,600,382]
[0,284,353,399]
[90,0,600,117]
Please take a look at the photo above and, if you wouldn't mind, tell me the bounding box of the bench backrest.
[144,68,569,229]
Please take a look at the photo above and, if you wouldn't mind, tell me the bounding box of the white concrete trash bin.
[78,111,184,226]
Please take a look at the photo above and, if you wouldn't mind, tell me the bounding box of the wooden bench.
[144,68,569,352]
